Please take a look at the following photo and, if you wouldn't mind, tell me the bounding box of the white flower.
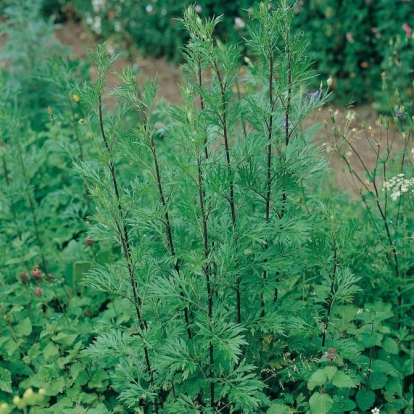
[92,16,102,34]
[383,174,414,201]
[146,4,154,13]
[371,408,380,414]
[234,17,245,29]
[92,0,106,13]
[195,4,202,13]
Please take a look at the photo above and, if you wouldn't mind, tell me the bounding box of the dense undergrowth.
[0,1,413,413]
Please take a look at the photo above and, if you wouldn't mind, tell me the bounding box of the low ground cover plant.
[0,1,412,413]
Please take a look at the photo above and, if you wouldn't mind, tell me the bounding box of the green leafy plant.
[1,1,412,413]
[71,1,397,412]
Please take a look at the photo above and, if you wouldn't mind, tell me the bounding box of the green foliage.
[0,0,68,130]
[58,0,414,106]
[0,1,413,413]
[290,0,414,106]
[70,0,251,61]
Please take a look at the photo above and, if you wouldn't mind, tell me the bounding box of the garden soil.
[57,21,406,196]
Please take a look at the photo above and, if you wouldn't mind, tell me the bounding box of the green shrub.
[0,1,412,413]
[71,1,411,412]
[66,0,413,107]
[70,0,251,61]
[292,0,414,106]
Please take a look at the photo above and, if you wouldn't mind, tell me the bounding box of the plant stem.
[197,56,209,160]
[261,49,275,318]
[149,133,193,339]
[97,95,159,414]
[197,154,215,408]
[212,60,240,323]
[321,239,337,348]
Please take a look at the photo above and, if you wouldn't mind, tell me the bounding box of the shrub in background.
[290,0,380,104]
[291,0,414,106]
[53,0,412,108]
[69,0,251,61]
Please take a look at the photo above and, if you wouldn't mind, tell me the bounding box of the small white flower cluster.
[383,173,414,201]
[92,0,106,13]
[86,14,102,34]
[371,408,380,414]
[234,17,245,29]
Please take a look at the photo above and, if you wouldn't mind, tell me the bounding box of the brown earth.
[56,21,409,196]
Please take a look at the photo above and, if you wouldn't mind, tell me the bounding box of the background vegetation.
[35,0,414,106]
[0,1,413,413]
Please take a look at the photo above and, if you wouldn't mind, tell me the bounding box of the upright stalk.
[197,153,215,408]
[212,60,240,323]
[279,22,293,221]
[261,50,275,317]
[321,239,338,348]
[97,95,159,414]
[196,57,209,160]
[149,132,193,339]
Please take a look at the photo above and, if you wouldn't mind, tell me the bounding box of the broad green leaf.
[386,399,408,410]
[307,369,328,390]
[356,388,375,411]
[309,392,333,414]
[0,367,12,393]
[72,405,87,414]
[361,332,380,348]
[381,337,399,354]
[87,403,111,414]
[372,359,396,374]
[267,403,290,414]
[50,397,73,411]
[385,376,402,397]
[331,397,356,413]
[14,317,32,337]
[47,376,66,396]
[331,371,357,388]
[0,336,9,348]
[88,370,109,390]
[81,392,98,405]
[403,359,413,377]
[5,251,38,265]
[323,365,337,381]
[9,305,24,314]
[369,372,388,390]
[3,339,19,357]
[43,342,59,362]
[52,332,79,347]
